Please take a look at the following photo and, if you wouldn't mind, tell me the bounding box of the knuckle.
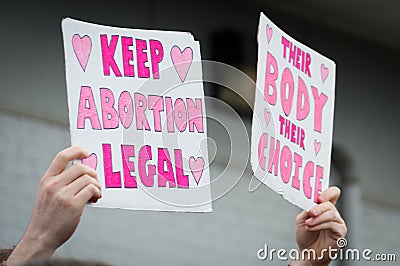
[83,173,99,187]
[326,201,334,209]
[55,193,76,209]
[82,174,93,183]
[332,212,339,222]
[56,150,68,162]
[54,191,67,204]
[327,209,335,218]
[39,177,47,187]
[88,183,97,192]
[92,170,98,179]
[296,211,306,222]
[75,163,87,173]
[43,179,58,195]
[91,176,101,187]
[331,211,339,222]
[343,224,348,235]
[87,184,99,195]
[338,215,346,225]
[328,221,335,229]
[313,206,322,215]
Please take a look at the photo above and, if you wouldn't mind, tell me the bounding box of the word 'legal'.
[103,143,189,189]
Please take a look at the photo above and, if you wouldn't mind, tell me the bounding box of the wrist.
[290,260,313,266]
[290,251,330,266]
[6,230,55,266]
[291,259,329,266]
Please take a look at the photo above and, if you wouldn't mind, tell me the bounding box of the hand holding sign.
[294,187,347,265]
[6,146,101,266]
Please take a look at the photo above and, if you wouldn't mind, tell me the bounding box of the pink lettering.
[311,86,328,133]
[100,35,122,77]
[77,86,101,129]
[136,39,150,78]
[100,88,119,129]
[121,145,137,188]
[103,144,122,188]
[264,52,278,105]
[149,40,164,79]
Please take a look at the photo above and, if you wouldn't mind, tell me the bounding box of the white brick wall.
[1,110,399,265]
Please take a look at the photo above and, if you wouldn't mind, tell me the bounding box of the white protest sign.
[62,18,212,212]
[251,13,336,210]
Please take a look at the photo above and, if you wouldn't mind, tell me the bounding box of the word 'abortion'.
[76,86,204,133]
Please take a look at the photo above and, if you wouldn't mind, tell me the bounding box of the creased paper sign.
[251,13,336,210]
[62,18,212,212]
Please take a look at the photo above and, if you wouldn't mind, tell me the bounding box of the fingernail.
[306,218,313,224]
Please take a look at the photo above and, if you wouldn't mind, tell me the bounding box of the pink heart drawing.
[320,63,329,83]
[72,34,92,71]
[266,24,273,43]
[264,109,271,127]
[314,140,321,156]
[189,156,205,185]
[82,153,98,170]
[170,45,193,82]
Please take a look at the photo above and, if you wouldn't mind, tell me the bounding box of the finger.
[308,201,335,218]
[305,209,344,228]
[306,221,347,237]
[296,210,310,225]
[46,146,89,177]
[75,184,101,205]
[318,186,341,205]
[56,164,97,186]
[62,174,101,197]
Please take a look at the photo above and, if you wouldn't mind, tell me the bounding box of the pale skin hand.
[291,187,347,266]
[7,146,102,266]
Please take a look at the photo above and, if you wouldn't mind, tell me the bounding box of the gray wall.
[1,1,399,265]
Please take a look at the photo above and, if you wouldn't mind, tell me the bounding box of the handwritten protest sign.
[251,13,336,210]
[62,18,212,212]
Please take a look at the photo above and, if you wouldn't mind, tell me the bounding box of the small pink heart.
[314,140,321,156]
[72,34,92,71]
[264,109,271,127]
[170,45,193,82]
[266,24,273,43]
[320,63,329,83]
[189,156,205,185]
[82,153,97,170]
